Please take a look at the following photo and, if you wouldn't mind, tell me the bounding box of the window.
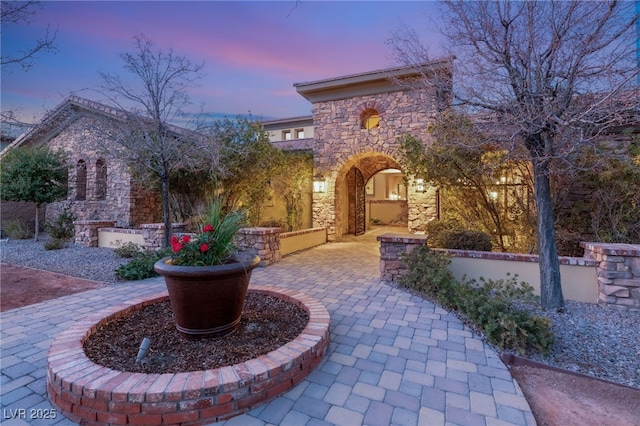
[282,130,292,140]
[360,108,380,129]
[295,128,305,139]
[95,159,107,200]
[76,160,86,201]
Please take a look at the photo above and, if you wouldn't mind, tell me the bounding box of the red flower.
[170,235,179,245]
[181,235,191,243]
[202,224,214,232]
[200,243,209,253]
[172,243,183,253]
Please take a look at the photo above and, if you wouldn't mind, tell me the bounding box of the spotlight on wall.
[414,178,426,193]
[313,173,326,193]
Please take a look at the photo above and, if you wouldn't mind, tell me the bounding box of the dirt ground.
[0,263,104,311]
[2,263,639,425]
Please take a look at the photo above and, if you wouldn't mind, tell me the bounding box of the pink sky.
[1,1,443,130]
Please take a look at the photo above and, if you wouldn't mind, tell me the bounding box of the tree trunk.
[33,203,40,242]
[161,175,171,248]
[532,158,564,310]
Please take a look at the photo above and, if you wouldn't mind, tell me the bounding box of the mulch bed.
[83,293,309,374]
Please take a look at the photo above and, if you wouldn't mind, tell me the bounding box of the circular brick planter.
[47,287,330,425]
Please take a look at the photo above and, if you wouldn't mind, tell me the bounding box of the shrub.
[46,208,76,241]
[443,230,493,251]
[2,219,32,239]
[399,245,553,355]
[44,238,67,250]
[115,247,172,281]
[423,219,464,248]
[112,241,145,258]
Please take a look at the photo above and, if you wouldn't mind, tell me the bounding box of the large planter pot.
[154,253,261,339]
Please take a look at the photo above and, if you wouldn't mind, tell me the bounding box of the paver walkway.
[1,235,536,425]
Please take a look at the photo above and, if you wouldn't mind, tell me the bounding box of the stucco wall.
[444,256,599,304]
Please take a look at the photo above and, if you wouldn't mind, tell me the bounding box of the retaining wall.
[377,233,609,306]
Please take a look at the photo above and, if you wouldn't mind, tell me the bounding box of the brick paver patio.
[1,236,536,425]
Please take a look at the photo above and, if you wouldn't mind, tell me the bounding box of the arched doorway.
[335,152,404,239]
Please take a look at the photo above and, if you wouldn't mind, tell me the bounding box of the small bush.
[112,241,145,258]
[423,219,464,248]
[44,238,68,250]
[46,208,76,241]
[2,219,32,239]
[443,230,493,251]
[115,247,172,281]
[399,245,553,355]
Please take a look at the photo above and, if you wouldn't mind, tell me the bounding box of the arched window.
[360,108,380,129]
[95,159,107,200]
[76,160,87,201]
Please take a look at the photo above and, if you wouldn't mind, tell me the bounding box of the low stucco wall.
[97,226,327,266]
[442,254,599,304]
[280,227,327,256]
[98,227,145,248]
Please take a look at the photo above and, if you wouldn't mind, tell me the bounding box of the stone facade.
[235,227,283,266]
[45,115,161,227]
[377,233,430,282]
[581,242,640,311]
[306,72,446,241]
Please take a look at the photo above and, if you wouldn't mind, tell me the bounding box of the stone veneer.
[377,233,430,282]
[45,114,161,227]
[47,287,330,425]
[235,227,282,266]
[581,242,640,311]
[312,87,441,241]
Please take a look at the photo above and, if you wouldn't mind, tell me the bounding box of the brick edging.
[47,287,330,425]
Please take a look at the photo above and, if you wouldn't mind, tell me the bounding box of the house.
[5,96,162,228]
[14,58,635,245]
[4,60,453,238]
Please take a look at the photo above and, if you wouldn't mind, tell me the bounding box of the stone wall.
[377,233,430,282]
[312,88,440,241]
[235,227,282,266]
[45,116,161,227]
[581,242,640,311]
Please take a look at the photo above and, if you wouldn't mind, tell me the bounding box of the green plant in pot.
[154,198,260,339]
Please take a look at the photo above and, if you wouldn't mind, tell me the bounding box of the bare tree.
[96,34,206,246]
[1,0,57,72]
[389,1,639,309]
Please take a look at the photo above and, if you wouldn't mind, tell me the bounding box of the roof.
[261,115,313,129]
[5,96,200,153]
[294,57,454,104]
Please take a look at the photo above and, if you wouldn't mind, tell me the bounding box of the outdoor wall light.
[414,178,426,193]
[313,174,327,193]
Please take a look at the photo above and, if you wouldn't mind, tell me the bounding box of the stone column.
[581,242,640,311]
[140,223,187,250]
[377,233,429,282]
[236,227,283,267]
[74,220,117,247]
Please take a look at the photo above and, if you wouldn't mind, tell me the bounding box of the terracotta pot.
[154,253,260,339]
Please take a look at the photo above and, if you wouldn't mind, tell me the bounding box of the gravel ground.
[1,237,129,283]
[2,237,639,388]
[522,300,640,389]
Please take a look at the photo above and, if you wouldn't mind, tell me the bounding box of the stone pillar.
[140,223,187,250]
[236,227,283,267]
[581,242,640,311]
[74,220,117,247]
[377,233,429,282]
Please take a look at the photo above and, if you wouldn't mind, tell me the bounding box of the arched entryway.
[335,152,405,239]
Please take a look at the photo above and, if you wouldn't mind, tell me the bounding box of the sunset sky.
[2,1,443,132]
